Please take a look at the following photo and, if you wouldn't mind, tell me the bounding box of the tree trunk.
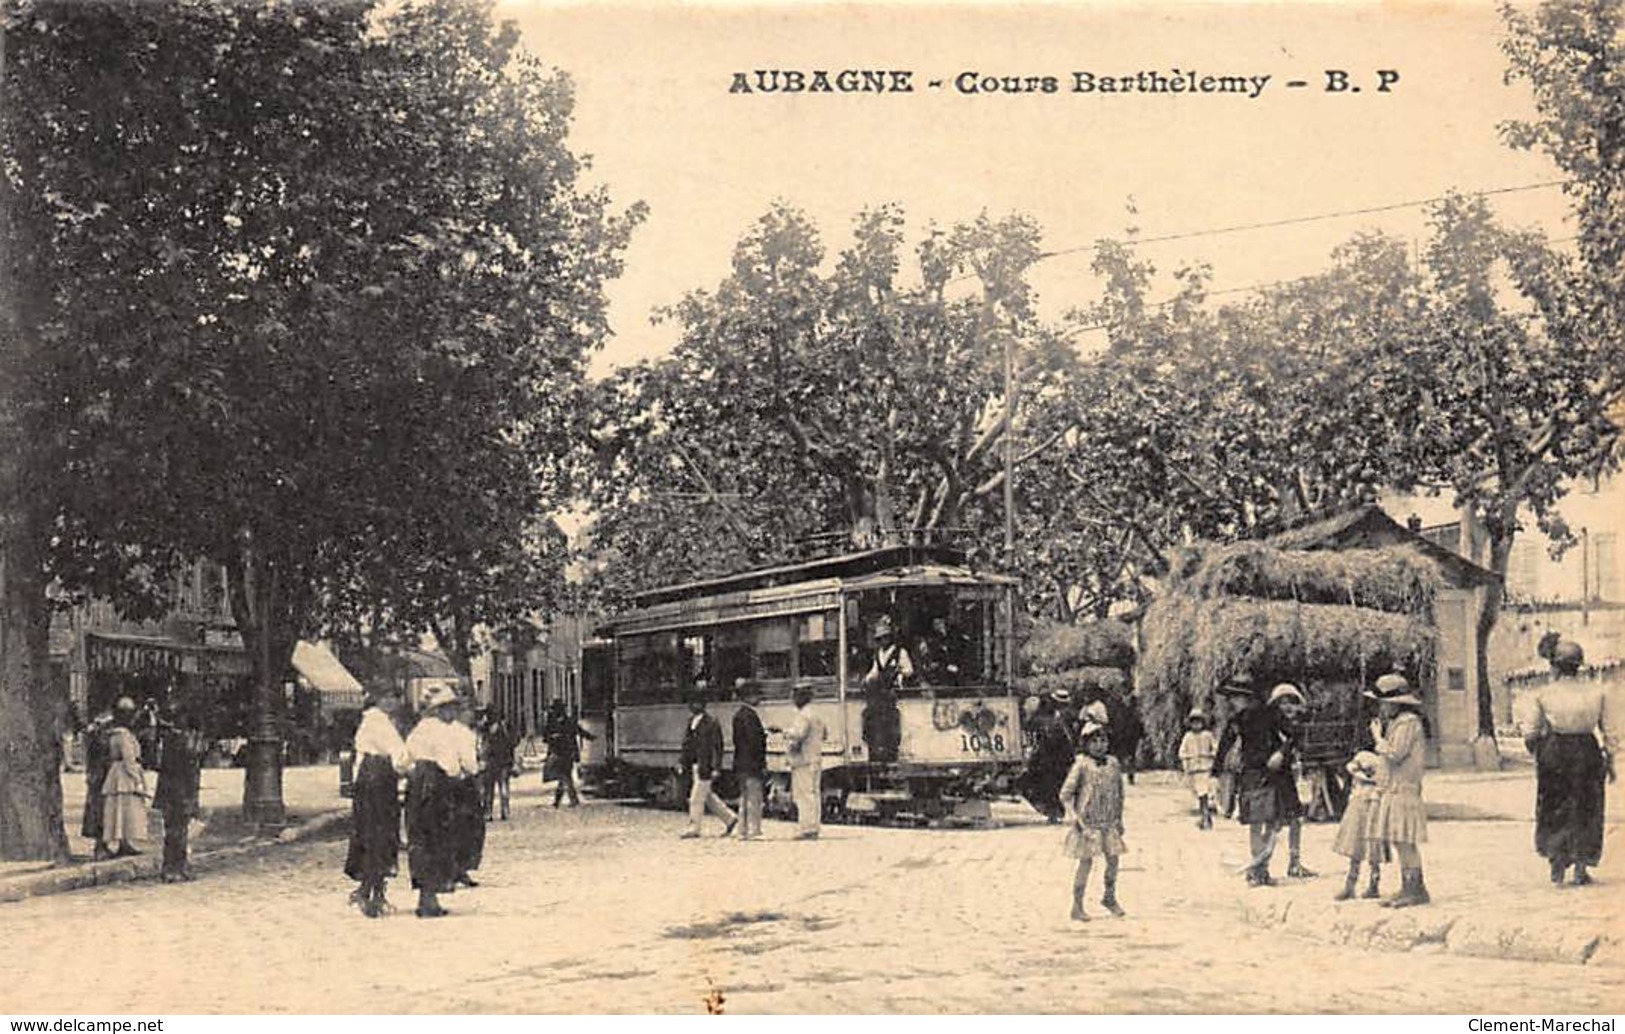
[0,22,71,862]
[1475,527,1515,739]
[0,506,70,861]
[431,611,473,679]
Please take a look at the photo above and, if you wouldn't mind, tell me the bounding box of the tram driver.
[860,615,910,764]
[863,615,915,691]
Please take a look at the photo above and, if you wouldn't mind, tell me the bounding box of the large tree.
[1502,0,1625,394]
[1381,194,1619,739]
[1015,229,1421,620]
[581,204,1076,603]
[0,0,637,853]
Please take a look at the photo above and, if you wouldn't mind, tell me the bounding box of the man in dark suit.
[679,684,737,839]
[732,681,768,840]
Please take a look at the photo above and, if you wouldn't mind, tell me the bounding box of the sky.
[496,1,1571,377]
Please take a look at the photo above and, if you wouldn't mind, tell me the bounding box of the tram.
[595,545,1023,822]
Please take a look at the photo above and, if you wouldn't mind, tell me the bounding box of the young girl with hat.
[1178,708,1218,830]
[1332,744,1387,901]
[1370,674,1431,908]
[1059,716,1127,921]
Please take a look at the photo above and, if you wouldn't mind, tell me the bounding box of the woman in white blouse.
[344,687,410,917]
[404,686,480,918]
[1523,641,1617,887]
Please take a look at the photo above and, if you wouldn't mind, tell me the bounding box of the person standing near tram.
[780,686,827,840]
[731,681,768,841]
[678,684,737,839]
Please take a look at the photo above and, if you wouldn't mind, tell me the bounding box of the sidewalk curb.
[0,809,350,905]
[1236,893,1618,968]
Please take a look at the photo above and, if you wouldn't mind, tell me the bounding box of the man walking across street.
[482,709,517,821]
[732,681,768,840]
[679,685,737,839]
[783,686,826,840]
[154,700,206,883]
[543,699,594,808]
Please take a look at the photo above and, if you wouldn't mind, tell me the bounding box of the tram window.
[681,634,709,686]
[753,618,794,681]
[847,588,1005,689]
[712,624,752,695]
[797,611,838,679]
[617,635,656,702]
[652,632,685,699]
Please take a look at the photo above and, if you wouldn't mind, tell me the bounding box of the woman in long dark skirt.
[449,711,485,887]
[403,687,480,918]
[1524,641,1617,887]
[344,688,409,917]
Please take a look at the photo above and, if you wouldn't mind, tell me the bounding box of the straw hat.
[421,685,458,712]
[1375,673,1422,707]
[1081,700,1110,726]
[1267,683,1304,707]
[1049,688,1073,705]
[1079,718,1108,740]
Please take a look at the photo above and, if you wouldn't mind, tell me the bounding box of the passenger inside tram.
[849,589,1000,694]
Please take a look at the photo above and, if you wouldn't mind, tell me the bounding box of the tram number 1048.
[959,731,1008,754]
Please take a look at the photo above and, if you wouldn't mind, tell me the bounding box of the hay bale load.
[1023,618,1135,674]
[1135,540,1441,763]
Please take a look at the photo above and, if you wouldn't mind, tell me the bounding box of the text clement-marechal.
[730,70,914,93]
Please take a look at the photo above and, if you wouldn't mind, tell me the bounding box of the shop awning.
[292,640,364,696]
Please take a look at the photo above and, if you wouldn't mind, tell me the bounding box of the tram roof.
[623,545,1014,609]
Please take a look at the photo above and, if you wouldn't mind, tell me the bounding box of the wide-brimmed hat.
[1079,719,1108,740]
[1186,708,1208,725]
[1267,683,1304,707]
[1049,688,1073,705]
[873,616,895,639]
[1374,673,1423,707]
[1081,700,1110,726]
[421,685,458,712]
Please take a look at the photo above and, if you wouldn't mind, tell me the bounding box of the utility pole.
[1582,526,1591,627]
[1003,320,1015,558]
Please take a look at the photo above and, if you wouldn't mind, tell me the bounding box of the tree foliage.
[579,204,1075,605]
[1,0,639,846]
[1501,0,1625,468]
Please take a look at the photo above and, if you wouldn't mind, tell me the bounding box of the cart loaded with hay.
[1015,618,1137,817]
[1135,535,1443,821]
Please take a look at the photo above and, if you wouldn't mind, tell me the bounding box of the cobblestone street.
[3,773,1621,1014]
